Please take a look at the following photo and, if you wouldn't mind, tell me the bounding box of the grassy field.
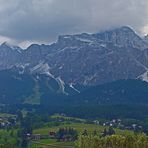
[0,113,16,118]
[33,122,133,148]
[32,139,74,148]
[51,114,86,122]
[24,81,41,105]
[0,129,18,146]
[0,113,134,148]
[33,122,133,135]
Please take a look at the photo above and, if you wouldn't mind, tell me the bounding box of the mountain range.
[0,26,148,105]
[0,26,148,85]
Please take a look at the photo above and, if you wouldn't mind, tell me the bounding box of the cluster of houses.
[93,119,143,131]
[0,117,16,129]
[30,131,56,141]
[93,119,122,127]
[31,131,74,142]
[31,128,77,142]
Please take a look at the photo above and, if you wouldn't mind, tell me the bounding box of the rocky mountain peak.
[93,26,148,49]
[0,42,13,50]
[0,42,22,53]
[0,26,148,85]
[144,34,148,43]
[116,26,135,32]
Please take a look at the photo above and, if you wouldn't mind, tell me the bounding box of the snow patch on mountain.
[138,71,148,82]
[56,77,68,95]
[76,38,94,43]
[69,83,80,93]
[30,62,54,78]
[100,43,107,48]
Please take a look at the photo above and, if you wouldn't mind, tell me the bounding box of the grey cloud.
[0,0,148,46]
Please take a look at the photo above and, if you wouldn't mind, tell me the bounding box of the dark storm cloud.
[0,0,148,47]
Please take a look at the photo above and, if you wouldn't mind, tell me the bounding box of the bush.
[76,134,148,148]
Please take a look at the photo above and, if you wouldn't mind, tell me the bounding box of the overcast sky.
[0,0,148,48]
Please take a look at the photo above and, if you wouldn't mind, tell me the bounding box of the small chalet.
[49,131,56,138]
